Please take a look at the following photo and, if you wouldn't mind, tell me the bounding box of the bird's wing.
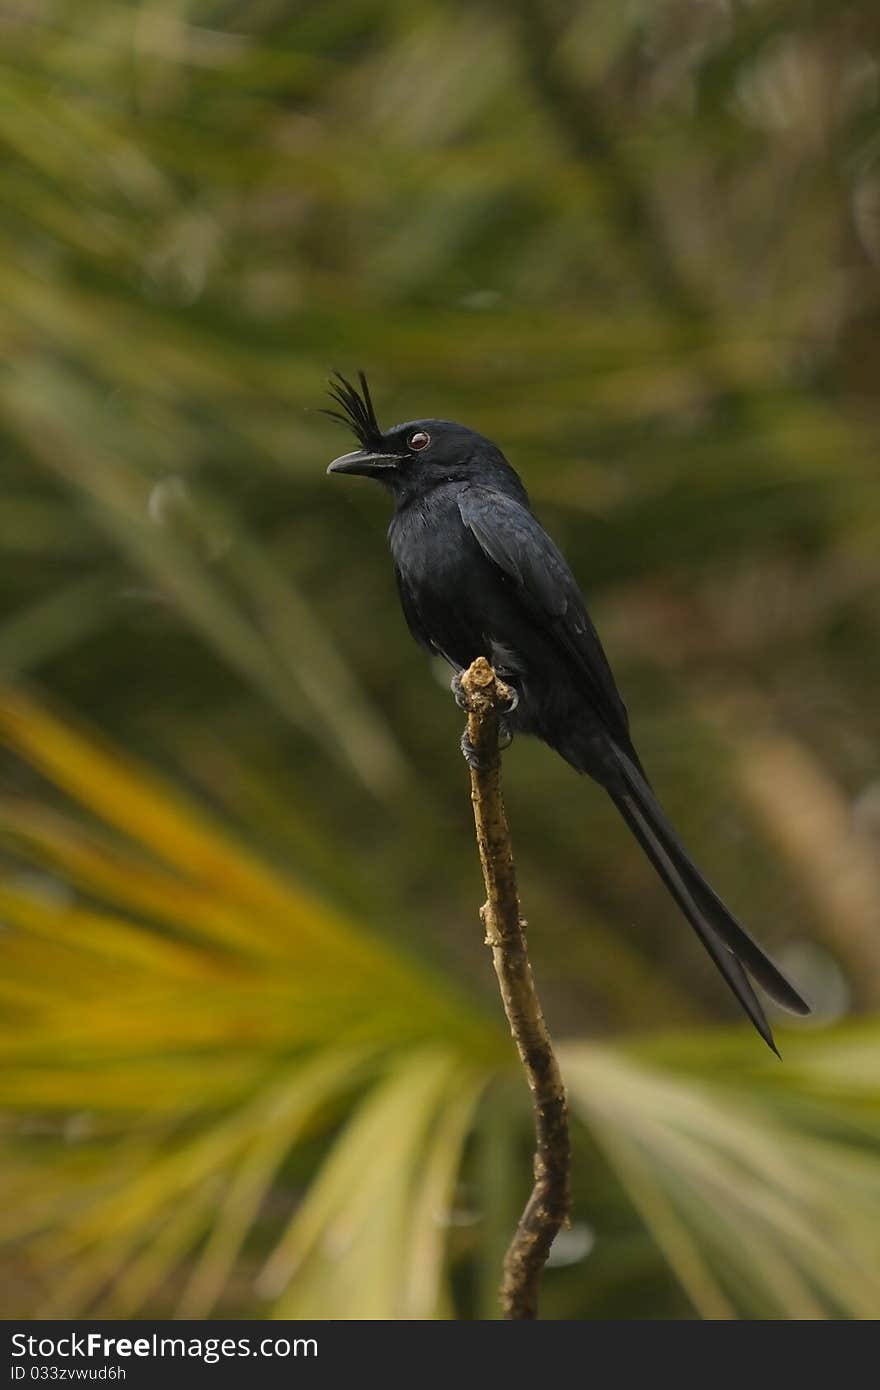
[458,486,631,742]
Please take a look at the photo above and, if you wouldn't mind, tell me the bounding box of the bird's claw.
[461,723,513,768]
[497,682,519,714]
[451,672,470,712]
[455,671,516,764]
[460,729,490,772]
[452,671,519,715]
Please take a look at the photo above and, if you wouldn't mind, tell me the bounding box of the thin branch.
[459,656,570,1321]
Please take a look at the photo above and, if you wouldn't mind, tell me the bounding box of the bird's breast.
[389,489,499,669]
[390,491,469,588]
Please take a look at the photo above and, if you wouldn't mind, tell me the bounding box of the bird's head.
[324,372,525,503]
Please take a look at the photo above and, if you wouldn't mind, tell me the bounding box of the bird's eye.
[408,430,431,451]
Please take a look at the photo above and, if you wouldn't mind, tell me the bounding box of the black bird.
[325,372,810,1051]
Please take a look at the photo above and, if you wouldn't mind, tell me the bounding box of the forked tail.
[608,746,810,1054]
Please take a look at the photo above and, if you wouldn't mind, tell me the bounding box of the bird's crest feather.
[322,371,383,449]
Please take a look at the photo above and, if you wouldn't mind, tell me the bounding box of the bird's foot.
[460,723,513,768]
[460,729,491,772]
[450,672,469,712]
[497,682,519,715]
[452,670,519,715]
[496,679,517,749]
[455,670,517,766]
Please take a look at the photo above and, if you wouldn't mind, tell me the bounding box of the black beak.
[326,449,400,479]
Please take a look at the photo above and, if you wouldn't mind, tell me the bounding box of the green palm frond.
[564,1034,880,1319]
[1,692,879,1319]
[0,689,499,1316]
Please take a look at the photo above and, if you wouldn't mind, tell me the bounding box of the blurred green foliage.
[1,0,880,1318]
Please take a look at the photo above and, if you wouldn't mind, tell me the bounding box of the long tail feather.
[608,746,810,1050]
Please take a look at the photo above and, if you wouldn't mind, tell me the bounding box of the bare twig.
[459,656,570,1320]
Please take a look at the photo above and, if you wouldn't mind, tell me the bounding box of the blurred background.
[1,0,880,1320]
